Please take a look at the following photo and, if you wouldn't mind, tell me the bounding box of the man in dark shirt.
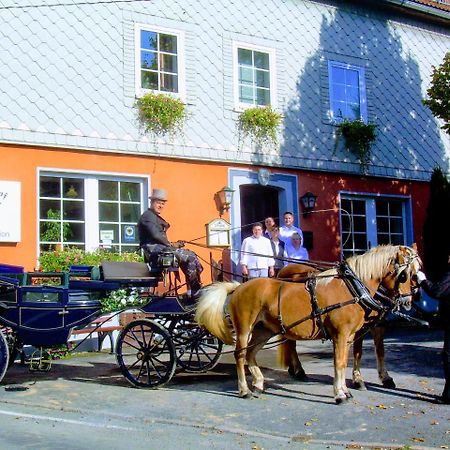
[417,254,450,404]
[138,188,203,296]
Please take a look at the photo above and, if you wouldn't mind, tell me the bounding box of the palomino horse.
[195,245,421,403]
[277,262,401,389]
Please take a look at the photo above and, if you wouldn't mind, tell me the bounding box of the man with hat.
[138,188,203,296]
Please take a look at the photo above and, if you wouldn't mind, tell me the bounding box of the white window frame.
[37,169,150,256]
[232,41,277,111]
[328,60,367,123]
[134,23,186,100]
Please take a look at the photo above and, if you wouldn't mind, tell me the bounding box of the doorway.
[240,185,279,239]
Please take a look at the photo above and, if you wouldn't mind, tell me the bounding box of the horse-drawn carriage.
[0,258,222,388]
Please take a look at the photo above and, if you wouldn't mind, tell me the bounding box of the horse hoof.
[288,367,308,381]
[335,396,349,405]
[252,387,264,397]
[352,381,367,391]
[240,392,253,399]
[382,378,396,389]
[345,391,353,399]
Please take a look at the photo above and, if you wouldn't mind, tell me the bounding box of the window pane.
[332,101,344,118]
[333,85,346,102]
[389,202,402,217]
[40,221,61,242]
[345,104,360,120]
[141,71,158,90]
[160,53,177,73]
[159,34,177,53]
[353,216,367,232]
[63,200,84,221]
[99,202,119,222]
[100,224,119,244]
[256,70,270,88]
[239,66,253,85]
[347,86,360,104]
[121,204,140,222]
[121,182,140,202]
[377,217,389,233]
[354,233,367,249]
[63,179,84,199]
[332,67,346,84]
[239,85,254,104]
[390,218,403,233]
[40,200,60,219]
[391,235,403,245]
[377,234,390,245]
[141,30,157,50]
[256,88,270,106]
[254,51,269,69]
[121,224,138,244]
[351,200,366,215]
[376,201,388,216]
[40,177,60,197]
[238,48,252,66]
[160,73,178,92]
[65,222,84,243]
[141,51,158,70]
[99,181,118,201]
[346,69,359,86]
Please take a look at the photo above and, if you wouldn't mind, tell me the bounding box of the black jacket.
[420,269,450,320]
[138,208,171,247]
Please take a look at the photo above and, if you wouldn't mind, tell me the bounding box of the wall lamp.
[215,186,234,216]
[300,191,317,217]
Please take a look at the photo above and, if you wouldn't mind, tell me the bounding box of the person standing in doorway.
[263,216,277,239]
[269,226,286,276]
[240,222,275,279]
[279,211,303,247]
[285,232,309,262]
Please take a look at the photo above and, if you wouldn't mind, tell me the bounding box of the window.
[340,195,410,258]
[135,24,184,96]
[39,173,146,253]
[234,43,276,109]
[328,61,367,122]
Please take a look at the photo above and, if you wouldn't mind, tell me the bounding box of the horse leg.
[352,329,367,390]
[286,340,308,380]
[246,325,273,396]
[333,334,353,404]
[372,326,396,389]
[234,330,252,399]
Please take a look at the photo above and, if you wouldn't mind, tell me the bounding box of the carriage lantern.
[215,186,234,216]
[300,191,317,216]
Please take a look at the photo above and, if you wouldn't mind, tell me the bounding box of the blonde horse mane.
[317,244,419,286]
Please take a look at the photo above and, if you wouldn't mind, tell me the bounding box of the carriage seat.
[100,261,162,288]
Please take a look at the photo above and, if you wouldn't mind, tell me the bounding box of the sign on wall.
[0,181,21,243]
[206,218,231,248]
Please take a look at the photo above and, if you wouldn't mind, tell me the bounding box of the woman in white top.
[240,223,275,279]
[285,232,309,262]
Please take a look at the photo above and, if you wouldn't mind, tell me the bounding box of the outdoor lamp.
[216,186,234,215]
[300,191,317,216]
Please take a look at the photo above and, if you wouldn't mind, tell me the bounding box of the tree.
[422,167,450,279]
[423,52,450,134]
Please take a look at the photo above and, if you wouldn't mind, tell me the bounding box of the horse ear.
[411,242,417,251]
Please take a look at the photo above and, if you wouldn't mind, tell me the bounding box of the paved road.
[0,327,448,450]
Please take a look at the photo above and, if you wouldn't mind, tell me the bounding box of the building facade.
[0,0,449,277]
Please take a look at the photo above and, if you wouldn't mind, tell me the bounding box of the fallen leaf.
[431,420,439,425]
[376,404,387,409]
[304,421,312,426]
[412,437,425,442]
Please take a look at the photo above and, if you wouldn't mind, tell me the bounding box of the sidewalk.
[0,327,448,449]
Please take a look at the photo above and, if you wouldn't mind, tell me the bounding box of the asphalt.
[0,326,449,450]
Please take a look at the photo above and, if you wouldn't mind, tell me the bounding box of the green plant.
[40,209,72,244]
[135,92,186,137]
[39,248,143,272]
[423,52,450,134]
[238,106,282,148]
[100,288,147,313]
[336,119,377,172]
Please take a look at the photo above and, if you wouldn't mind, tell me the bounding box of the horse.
[195,244,421,403]
[277,262,398,389]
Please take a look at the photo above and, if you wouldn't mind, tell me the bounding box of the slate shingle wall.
[0,0,448,180]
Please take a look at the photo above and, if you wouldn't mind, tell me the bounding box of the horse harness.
[276,261,389,341]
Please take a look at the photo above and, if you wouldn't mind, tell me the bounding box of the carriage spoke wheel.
[116,319,176,388]
[166,317,223,373]
[0,329,10,384]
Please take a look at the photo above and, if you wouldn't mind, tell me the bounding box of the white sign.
[206,218,231,247]
[0,181,21,243]
[100,229,114,242]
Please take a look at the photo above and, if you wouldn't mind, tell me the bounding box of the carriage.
[0,258,223,388]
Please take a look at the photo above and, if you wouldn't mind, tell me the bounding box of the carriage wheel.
[168,318,223,373]
[0,329,9,384]
[116,319,176,388]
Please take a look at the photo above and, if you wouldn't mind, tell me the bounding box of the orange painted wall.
[0,144,230,273]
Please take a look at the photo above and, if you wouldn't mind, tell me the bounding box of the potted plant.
[135,92,186,137]
[336,119,377,172]
[238,106,282,148]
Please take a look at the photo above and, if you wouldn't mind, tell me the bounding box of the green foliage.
[423,52,450,134]
[40,209,72,244]
[238,106,282,148]
[100,288,147,313]
[39,248,143,272]
[336,119,377,172]
[48,344,71,360]
[135,92,186,137]
[422,167,450,279]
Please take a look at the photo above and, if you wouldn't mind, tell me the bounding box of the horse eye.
[398,271,407,283]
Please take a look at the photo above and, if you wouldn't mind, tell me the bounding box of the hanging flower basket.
[238,106,282,148]
[135,92,186,137]
[336,119,377,172]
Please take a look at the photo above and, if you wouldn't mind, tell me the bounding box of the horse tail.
[195,281,240,345]
[277,340,291,369]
